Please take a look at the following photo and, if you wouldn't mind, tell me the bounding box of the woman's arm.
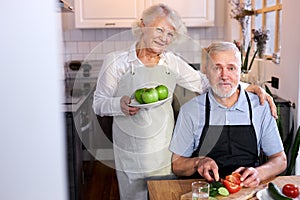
[244,84,278,118]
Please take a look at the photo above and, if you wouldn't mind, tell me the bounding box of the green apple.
[142,88,159,104]
[134,88,146,104]
[155,85,169,100]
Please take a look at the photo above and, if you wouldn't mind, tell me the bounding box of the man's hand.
[234,167,260,188]
[245,85,278,119]
[196,157,219,182]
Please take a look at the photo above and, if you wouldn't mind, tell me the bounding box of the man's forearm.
[171,154,198,176]
[256,151,287,182]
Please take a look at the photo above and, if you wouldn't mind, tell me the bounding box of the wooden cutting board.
[180,176,300,200]
[180,184,266,200]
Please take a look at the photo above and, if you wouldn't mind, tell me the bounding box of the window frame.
[250,0,282,59]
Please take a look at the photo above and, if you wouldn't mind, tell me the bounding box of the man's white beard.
[211,83,239,98]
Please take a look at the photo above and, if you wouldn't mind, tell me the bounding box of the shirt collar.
[208,84,248,112]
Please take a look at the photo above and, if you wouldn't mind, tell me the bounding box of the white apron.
[113,64,176,200]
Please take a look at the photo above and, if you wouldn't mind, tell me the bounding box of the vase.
[240,70,251,83]
[256,59,266,86]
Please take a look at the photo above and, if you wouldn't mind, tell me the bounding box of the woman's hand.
[120,96,140,115]
[245,85,278,119]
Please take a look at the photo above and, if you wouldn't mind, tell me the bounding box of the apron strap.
[205,92,210,125]
[163,60,170,74]
[130,62,135,75]
[244,91,253,125]
[199,92,210,147]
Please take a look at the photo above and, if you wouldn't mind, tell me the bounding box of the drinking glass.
[191,181,209,200]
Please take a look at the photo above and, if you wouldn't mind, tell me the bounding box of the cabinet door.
[75,0,145,28]
[146,0,215,27]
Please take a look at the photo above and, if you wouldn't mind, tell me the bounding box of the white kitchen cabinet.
[75,0,214,28]
[75,0,145,28]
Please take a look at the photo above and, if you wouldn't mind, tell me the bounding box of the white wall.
[273,0,300,127]
[0,1,67,200]
[278,0,300,174]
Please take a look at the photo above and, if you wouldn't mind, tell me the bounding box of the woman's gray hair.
[132,4,187,41]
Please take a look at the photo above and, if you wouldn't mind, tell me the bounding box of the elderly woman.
[93,4,276,200]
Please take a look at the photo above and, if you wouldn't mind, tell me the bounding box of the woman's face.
[141,16,176,55]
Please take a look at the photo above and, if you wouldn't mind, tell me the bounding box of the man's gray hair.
[205,42,241,67]
[207,42,240,55]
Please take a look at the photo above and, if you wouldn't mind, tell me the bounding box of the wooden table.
[147,176,300,200]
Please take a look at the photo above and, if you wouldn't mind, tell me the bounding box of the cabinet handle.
[105,23,116,26]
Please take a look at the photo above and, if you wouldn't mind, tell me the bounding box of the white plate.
[256,188,272,200]
[128,92,172,109]
[256,188,300,200]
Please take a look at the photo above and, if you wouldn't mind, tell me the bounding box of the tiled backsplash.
[62,18,224,64]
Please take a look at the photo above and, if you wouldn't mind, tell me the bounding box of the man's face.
[141,17,175,55]
[206,50,241,98]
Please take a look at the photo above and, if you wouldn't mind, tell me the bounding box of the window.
[251,0,282,58]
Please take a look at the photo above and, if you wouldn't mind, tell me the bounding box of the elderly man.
[169,42,286,187]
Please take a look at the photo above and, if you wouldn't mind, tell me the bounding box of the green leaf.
[248,49,258,71]
[240,44,245,70]
[240,41,257,71]
[244,42,252,70]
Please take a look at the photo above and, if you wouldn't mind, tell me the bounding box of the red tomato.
[232,172,242,180]
[223,172,242,193]
[223,179,241,193]
[282,184,299,198]
[225,174,241,185]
